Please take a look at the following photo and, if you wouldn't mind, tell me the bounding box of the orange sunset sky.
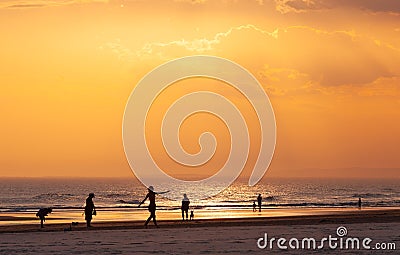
[1,0,399,179]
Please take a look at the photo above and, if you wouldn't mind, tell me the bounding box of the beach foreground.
[0,208,399,254]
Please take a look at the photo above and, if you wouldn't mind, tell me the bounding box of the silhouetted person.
[138,186,168,228]
[181,194,190,221]
[36,208,52,228]
[257,194,262,212]
[190,210,194,220]
[253,201,257,212]
[84,193,96,228]
[358,197,362,210]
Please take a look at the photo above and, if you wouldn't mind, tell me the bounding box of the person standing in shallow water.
[138,186,169,228]
[181,194,190,221]
[358,197,362,210]
[257,194,262,212]
[84,193,96,228]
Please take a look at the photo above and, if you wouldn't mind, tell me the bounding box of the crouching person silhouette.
[36,208,52,228]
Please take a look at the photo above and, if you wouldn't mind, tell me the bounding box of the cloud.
[98,39,135,60]
[258,66,318,96]
[173,0,207,4]
[7,4,45,8]
[259,67,400,98]
[0,0,109,9]
[260,26,400,86]
[339,0,400,13]
[135,24,400,88]
[274,0,400,14]
[4,0,399,13]
[356,77,400,97]
[274,0,322,14]
[137,24,278,56]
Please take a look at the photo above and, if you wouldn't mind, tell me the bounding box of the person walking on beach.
[36,207,52,228]
[253,201,257,212]
[257,194,262,212]
[138,186,169,228]
[181,194,190,221]
[84,193,96,228]
[358,197,362,210]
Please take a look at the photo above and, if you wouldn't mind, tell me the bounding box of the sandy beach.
[0,208,398,254]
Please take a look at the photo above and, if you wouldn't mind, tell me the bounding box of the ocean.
[1,177,399,213]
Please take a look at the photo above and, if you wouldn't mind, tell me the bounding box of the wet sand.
[0,208,398,254]
[1,207,400,232]
[1,206,398,227]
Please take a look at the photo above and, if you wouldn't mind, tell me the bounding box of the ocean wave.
[264,196,277,201]
[1,201,399,213]
[220,196,278,204]
[32,193,75,200]
[351,193,392,198]
[267,202,357,207]
[104,193,131,198]
[117,199,140,204]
